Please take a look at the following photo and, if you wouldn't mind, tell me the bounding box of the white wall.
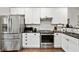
[68,7,79,28]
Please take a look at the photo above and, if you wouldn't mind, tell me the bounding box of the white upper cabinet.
[10,8,25,15]
[41,8,47,18]
[24,8,33,24]
[25,8,41,24]
[41,8,54,18]
[52,8,67,24]
[10,7,67,24]
[32,8,41,24]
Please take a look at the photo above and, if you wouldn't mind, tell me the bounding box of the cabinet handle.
[34,34,36,35]
[25,34,27,35]
[25,43,27,45]
[66,39,69,41]
[25,39,27,41]
[25,36,27,38]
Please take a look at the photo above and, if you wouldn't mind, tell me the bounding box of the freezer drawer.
[2,39,21,51]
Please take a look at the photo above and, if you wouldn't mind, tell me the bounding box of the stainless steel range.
[39,30,54,48]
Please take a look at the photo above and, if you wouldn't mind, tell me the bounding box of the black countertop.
[37,30,54,34]
[63,32,79,39]
[23,30,54,34]
[23,30,79,39]
[54,31,79,39]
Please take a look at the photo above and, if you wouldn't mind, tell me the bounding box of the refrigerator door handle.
[10,17,12,33]
[8,17,10,32]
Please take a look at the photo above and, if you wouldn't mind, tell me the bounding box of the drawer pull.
[25,34,27,35]
[34,34,36,35]
[25,37,27,38]
[25,43,27,45]
[66,39,69,41]
[25,39,27,41]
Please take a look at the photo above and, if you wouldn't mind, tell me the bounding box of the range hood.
[40,16,53,21]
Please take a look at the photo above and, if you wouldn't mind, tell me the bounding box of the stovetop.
[38,30,54,34]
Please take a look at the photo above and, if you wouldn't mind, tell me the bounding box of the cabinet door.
[25,8,33,24]
[62,34,69,52]
[54,33,62,48]
[51,8,67,24]
[22,33,40,48]
[41,8,47,18]
[69,42,78,52]
[62,38,69,52]
[32,33,40,48]
[26,33,34,48]
[41,8,55,18]
[27,33,40,48]
[10,8,25,15]
[46,8,55,17]
[68,37,78,52]
[25,8,40,24]
[32,8,41,24]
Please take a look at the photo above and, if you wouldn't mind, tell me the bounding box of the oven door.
[41,34,54,48]
[41,34,54,43]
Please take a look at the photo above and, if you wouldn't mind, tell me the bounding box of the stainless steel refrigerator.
[0,15,25,51]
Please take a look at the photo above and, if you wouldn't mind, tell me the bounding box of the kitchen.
[0,7,79,52]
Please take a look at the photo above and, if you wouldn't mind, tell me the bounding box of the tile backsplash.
[63,28,79,34]
[25,20,54,31]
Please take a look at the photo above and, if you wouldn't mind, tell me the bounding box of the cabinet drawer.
[22,33,27,36]
[22,41,28,45]
[23,43,28,48]
[22,36,28,38]
[23,43,28,45]
[22,38,28,41]
[22,34,27,37]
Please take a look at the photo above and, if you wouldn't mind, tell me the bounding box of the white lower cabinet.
[62,37,69,51]
[68,37,78,52]
[22,33,40,48]
[62,33,79,52]
[54,33,62,48]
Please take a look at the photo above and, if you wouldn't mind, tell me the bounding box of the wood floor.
[20,48,65,52]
